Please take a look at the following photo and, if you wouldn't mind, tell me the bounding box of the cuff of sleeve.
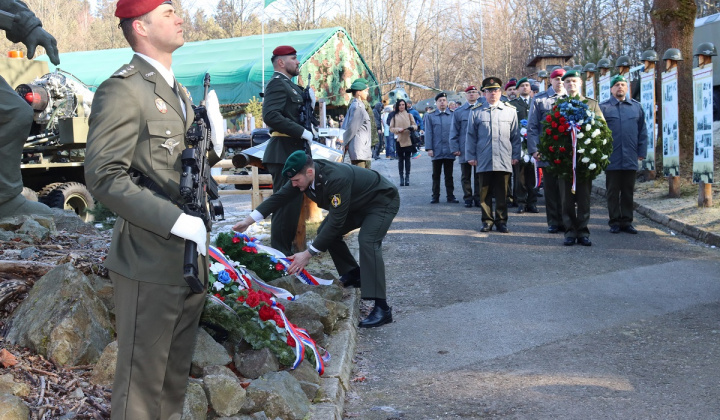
[308,244,321,256]
[250,210,264,222]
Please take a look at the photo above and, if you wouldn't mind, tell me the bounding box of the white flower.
[578,119,584,125]
[209,262,226,275]
[582,157,590,163]
[591,129,601,138]
[520,128,527,136]
[585,124,591,131]
[602,139,607,145]
[584,139,591,145]
[578,148,585,154]
[586,110,593,117]
[590,148,597,154]
[213,281,225,291]
[601,155,608,160]
[577,132,584,139]
[588,163,597,170]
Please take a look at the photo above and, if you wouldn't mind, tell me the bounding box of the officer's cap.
[611,74,627,87]
[549,68,566,79]
[346,78,368,93]
[116,0,172,19]
[481,77,503,91]
[283,150,310,178]
[435,92,447,101]
[465,85,478,92]
[561,70,582,80]
[272,45,297,56]
[516,77,530,87]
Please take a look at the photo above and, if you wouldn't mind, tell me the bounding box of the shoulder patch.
[330,194,341,208]
[471,103,484,110]
[504,102,517,110]
[111,64,138,79]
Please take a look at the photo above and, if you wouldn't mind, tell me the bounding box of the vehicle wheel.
[38,182,64,198]
[21,187,38,202]
[40,182,95,222]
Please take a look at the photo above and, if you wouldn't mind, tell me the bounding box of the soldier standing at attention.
[424,92,459,203]
[233,151,400,328]
[84,1,222,418]
[600,75,647,235]
[262,45,314,256]
[449,85,486,208]
[508,77,539,214]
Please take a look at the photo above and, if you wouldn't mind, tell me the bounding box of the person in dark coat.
[600,75,648,234]
[424,92,458,203]
[508,77,539,213]
[450,85,486,207]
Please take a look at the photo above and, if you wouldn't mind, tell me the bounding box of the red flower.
[245,294,260,307]
[545,128,552,135]
[237,295,245,302]
[287,336,296,347]
[559,147,566,152]
[553,135,559,140]
[259,305,275,321]
[250,237,257,242]
[558,124,566,132]
[548,146,555,152]
[559,117,567,124]
[551,122,558,128]
[275,263,285,271]
[545,115,552,122]
[231,236,241,244]
[554,112,560,118]
[554,159,561,164]
[276,303,285,312]
[274,314,285,328]
[214,293,225,302]
[225,269,238,280]
[242,246,251,253]
[217,247,224,253]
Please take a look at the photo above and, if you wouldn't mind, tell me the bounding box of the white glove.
[206,90,224,156]
[170,213,207,256]
[301,129,313,141]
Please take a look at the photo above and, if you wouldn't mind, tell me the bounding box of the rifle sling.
[127,168,183,209]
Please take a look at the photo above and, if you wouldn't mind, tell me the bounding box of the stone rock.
[90,341,117,387]
[299,319,326,346]
[241,371,310,420]
[5,263,113,366]
[0,374,30,397]
[216,413,269,420]
[268,276,297,295]
[294,282,344,303]
[283,291,348,335]
[289,362,321,399]
[202,365,246,417]
[182,379,208,420]
[0,214,54,233]
[19,246,37,259]
[234,347,279,380]
[0,393,30,419]
[88,274,115,312]
[15,218,50,242]
[53,210,99,236]
[191,327,232,377]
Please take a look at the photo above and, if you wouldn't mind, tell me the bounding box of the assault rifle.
[179,73,224,294]
[298,74,319,154]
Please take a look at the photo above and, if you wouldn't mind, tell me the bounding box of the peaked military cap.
[272,45,297,56]
[116,0,172,19]
[561,70,582,80]
[611,74,627,87]
[283,150,310,178]
[481,77,502,91]
[435,92,447,101]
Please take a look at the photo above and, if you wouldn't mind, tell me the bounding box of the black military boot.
[404,173,410,186]
[399,174,405,187]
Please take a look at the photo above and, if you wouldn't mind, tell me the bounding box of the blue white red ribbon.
[209,245,250,289]
[569,123,581,194]
[271,298,329,375]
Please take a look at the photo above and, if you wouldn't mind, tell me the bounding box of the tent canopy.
[40,27,377,106]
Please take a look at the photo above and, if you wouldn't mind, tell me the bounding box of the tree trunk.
[651,0,697,177]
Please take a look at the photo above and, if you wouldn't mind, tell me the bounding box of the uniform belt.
[127,168,182,209]
[271,132,291,138]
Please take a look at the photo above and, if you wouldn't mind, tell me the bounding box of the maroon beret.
[465,85,478,92]
[272,46,297,56]
[549,68,566,79]
[115,0,171,19]
[504,80,517,90]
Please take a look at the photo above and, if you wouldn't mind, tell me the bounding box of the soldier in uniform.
[465,77,521,233]
[508,77,539,213]
[600,75,647,234]
[528,68,567,233]
[0,0,59,217]
[262,45,314,256]
[450,85,486,208]
[424,92,458,203]
[84,1,221,418]
[558,70,604,246]
[233,151,400,328]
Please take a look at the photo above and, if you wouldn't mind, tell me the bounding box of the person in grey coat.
[600,75,647,234]
[466,77,521,233]
[342,78,372,168]
[450,85,487,207]
[424,92,458,203]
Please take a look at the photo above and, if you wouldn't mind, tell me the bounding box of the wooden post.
[642,60,657,180]
[665,59,679,197]
[250,166,261,209]
[698,181,713,207]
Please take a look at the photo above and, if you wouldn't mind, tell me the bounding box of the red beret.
[115,0,171,19]
[550,68,566,79]
[504,80,517,90]
[465,85,478,92]
[272,46,297,56]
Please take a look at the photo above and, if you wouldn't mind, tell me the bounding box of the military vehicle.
[1,55,95,221]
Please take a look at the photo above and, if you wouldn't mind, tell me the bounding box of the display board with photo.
[640,71,656,170]
[661,68,680,177]
[585,76,595,99]
[598,74,611,103]
[692,64,714,184]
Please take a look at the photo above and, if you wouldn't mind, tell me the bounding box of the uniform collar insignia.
[145,71,155,77]
[160,138,180,155]
[155,98,168,113]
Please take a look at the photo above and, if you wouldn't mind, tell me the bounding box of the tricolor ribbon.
[569,124,581,194]
[236,265,295,301]
[270,299,305,370]
[209,245,250,289]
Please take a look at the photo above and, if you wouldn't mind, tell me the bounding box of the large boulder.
[0,393,30,420]
[191,328,232,377]
[240,371,310,420]
[288,362,321,400]
[0,375,30,398]
[181,379,208,420]
[52,210,99,236]
[5,263,113,366]
[202,366,246,417]
[234,348,279,380]
[283,291,348,335]
[90,341,118,387]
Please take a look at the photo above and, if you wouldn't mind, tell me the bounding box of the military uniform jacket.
[262,72,306,164]
[508,96,531,122]
[465,101,521,173]
[423,109,455,160]
[256,160,398,251]
[342,98,372,161]
[85,55,218,286]
[449,101,479,163]
[600,96,648,171]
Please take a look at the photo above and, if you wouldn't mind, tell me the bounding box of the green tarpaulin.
[39,27,377,106]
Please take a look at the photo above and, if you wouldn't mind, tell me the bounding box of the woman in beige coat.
[390,99,417,186]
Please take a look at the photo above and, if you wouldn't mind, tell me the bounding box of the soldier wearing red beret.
[84,1,221,418]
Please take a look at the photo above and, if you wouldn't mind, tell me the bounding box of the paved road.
[343,154,720,419]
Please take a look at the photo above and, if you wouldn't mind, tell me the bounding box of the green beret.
[611,74,627,87]
[561,70,582,80]
[346,78,368,93]
[516,77,529,87]
[283,150,309,178]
